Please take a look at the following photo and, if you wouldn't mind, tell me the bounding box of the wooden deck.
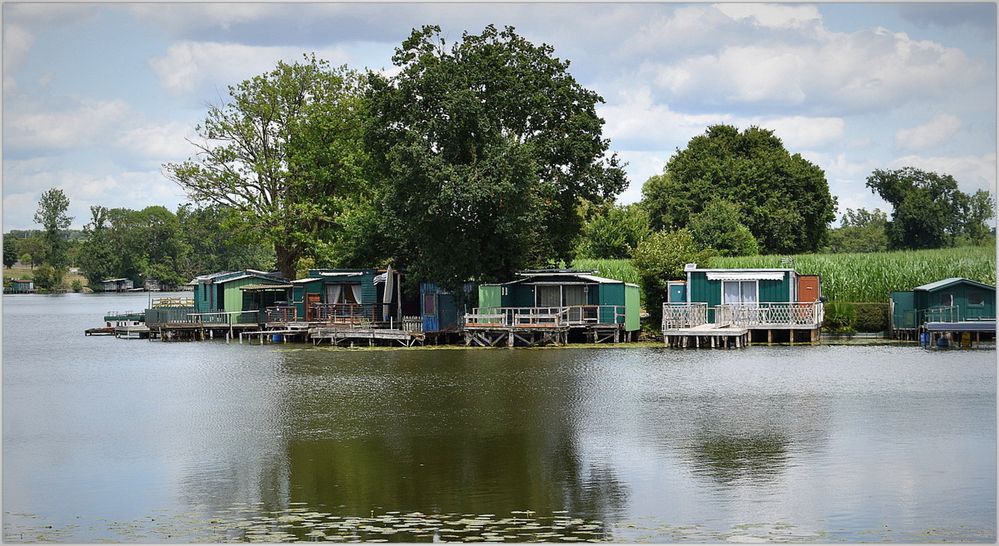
[663,324,750,349]
[309,326,425,347]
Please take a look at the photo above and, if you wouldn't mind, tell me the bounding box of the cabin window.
[423,293,436,315]
[722,280,758,304]
[968,291,986,306]
[536,285,561,308]
[938,293,954,307]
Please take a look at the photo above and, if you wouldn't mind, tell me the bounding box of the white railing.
[716,302,824,327]
[662,302,708,330]
[187,310,262,325]
[464,305,625,328]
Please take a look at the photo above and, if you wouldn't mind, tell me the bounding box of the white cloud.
[5,99,131,151]
[117,121,198,162]
[894,113,961,150]
[615,150,673,205]
[890,153,997,193]
[3,24,34,90]
[643,25,985,115]
[149,41,350,96]
[714,3,821,29]
[752,116,845,149]
[599,86,732,151]
[3,162,186,229]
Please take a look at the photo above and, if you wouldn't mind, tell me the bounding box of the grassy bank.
[575,245,995,303]
[2,264,89,288]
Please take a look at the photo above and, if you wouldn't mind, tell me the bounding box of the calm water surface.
[3,293,995,542]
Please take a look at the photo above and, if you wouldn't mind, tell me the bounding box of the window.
[423,293,436,315]
[969,291,986,306]
[939,293,954,307]
[722,280,758,304]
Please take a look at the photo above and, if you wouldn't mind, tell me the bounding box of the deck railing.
[187,310,262,325]
[716,302,824,327]
[265,305,299,323]
[151,297,194,308]
[464,305,625,328]
[663,302,824,329]
[662,303,708,330]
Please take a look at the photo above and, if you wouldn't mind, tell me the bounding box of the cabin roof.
[913,277,995,292]
[189,269,285,285]
[239,283,294,291]
[491,270,632,286]
[101,278,131,283]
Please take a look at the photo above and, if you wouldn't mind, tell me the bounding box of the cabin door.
[306,293,321,321]
[797,275,820,303]
[536,286,561,308]
[563,285,587,322]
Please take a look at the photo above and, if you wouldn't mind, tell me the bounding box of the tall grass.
[711,246,995,302]
[571,258,641,285]
[574,246,995,303]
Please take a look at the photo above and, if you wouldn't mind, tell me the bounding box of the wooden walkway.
[309,326,425,347]
[663,324,749,349]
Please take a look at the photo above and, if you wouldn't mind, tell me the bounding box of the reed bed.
[574,246,995,303]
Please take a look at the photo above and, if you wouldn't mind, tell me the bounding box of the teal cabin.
[663,265,824,342]
[191,270,291,318]
[468,269,641,344]
[290,268,408,323]
[7,279,34,293]
[891,278,996,330]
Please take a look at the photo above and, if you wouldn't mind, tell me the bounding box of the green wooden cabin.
[891,278,995,329]
[291,268,413,322]
[477,270,640,332]
[7,279,34,293]
[190,270,290,314]
[681,265,820,324]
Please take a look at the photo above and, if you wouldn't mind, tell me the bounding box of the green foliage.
[166,55,370,279]
[17,236,49,269]
[823,208,888,253]
[33,188,73,270]
[866,167,995,249]
[687,200,759,256]
[854,303,889,332]
[641,125,836,254]
[71,279,83,293]
[367,25,626,289]
[822,302,856,334]
[79,205,190,287]
[33,264,60,291]
[175,204,273,275]
[712,246,995,303]
[571,258,641,285]
[632,229,714,328]
[3,236,17,268]
[575,203,650,259]
[821,302,889,333]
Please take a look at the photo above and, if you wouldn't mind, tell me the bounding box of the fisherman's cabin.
[464,269,640,346]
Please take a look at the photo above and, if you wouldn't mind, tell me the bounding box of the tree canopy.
[823,208,888,253]
[631,229,713,328]
[166,55,370,279]
[366,25,626,289]
[574,203,650,260]
[866,167,995,249]
[33,188,72,273]
[687,200,759,257]
[641,125,836,255]
[3,236,17,269]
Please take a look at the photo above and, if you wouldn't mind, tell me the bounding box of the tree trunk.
[275,244,298,280]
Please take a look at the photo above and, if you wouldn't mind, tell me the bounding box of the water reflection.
[687,433,790,485]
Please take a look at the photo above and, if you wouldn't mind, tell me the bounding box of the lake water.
[2,293,995,542]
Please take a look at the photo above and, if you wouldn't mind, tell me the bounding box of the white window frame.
[722,280,760,305]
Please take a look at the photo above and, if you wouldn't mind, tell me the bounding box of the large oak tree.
[166,55,369,279]
[642,125,837,255]
[366,25,626,289]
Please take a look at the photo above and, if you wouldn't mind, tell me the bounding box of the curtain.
[536,286,561,307]
[741,281,758,304]
[326,284,342,304]
[723,281,741,304]
[350,284,363,305]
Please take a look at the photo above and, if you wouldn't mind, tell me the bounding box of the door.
[563,285,587,322]
[536,285,561,308]
[797,275,820,302]
[668,282,686,303]
[306,293,321,321]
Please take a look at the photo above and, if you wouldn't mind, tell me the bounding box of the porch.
[462,305,629,346]
[662,302,825,347]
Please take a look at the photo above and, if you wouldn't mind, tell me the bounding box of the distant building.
[100,278,134,292]
[891,278,996,331]
[144,279,162,291]
[7,279,34,293]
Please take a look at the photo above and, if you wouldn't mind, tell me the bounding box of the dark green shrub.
[854,302,889,332]
[823,302,856,333]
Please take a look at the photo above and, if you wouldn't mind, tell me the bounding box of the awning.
[318,271,363,278]
[705,271,785,281]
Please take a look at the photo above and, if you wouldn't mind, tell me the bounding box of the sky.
[3,2,996,231]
